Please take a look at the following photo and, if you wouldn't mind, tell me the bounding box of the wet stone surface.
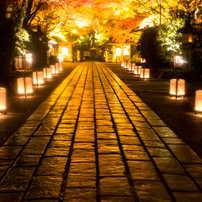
[0,62,202,201]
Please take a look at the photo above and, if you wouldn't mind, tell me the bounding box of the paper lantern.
[51,65,56,75]
[59,62,63,72]
[124,61,127,69]
[137,66,142,75]
[131,63,135,73]
[37,71,44,85]
[126,62,131,70]
[121,61,124,67]
[43,68,47,79]
[140,68,150,79]
[170,79,185,97]
[58,54,63,63]
[47,68,52,80]
[17,78,25,95]
[0,88,6,114]
[55,63,59,74]
[33,71,44,86]
[32,71,37,85]
[195,90,202,112]
[133,65,138,75]
[25,77,33,95]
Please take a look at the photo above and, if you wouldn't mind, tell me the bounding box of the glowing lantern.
[47,68,52,80]
[131,63,135,73]
[25,53,33,70]
[51,65,56,75]
[37,71,44,85]
[59,62,63,72]
[62,47,68,55]
[58,54,63,63]
[25,77,33,95]
[32,72,37,85]
[121,61,124,67]
[33,71,44,86]
[116,47,121,56]
[17,78,25,95]
[133,65,138,75]
[137,66,142,76]
[140,68,150,79]
[124,61,127,69]
[126,62,130,69]
[43,68,47,79]
[0,88,6,114]
[170,79,185,97]
[55,63,59,74]
[195,90,202,112]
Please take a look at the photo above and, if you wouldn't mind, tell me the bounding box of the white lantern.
[17,78,25,95]
[51,65,56,75]
[121,61,124,67]
[58,54,63,63]
[137,66,142,76]
[124,61,127,69]
[195,90,202,112]
[140,68,150,79]
[55,63,59,74]
[170,79,185,97]
[47,68,52,80]
[25,77,33,95]
[131,63,135,73]
[0,88,6,114]
[59,62,63,72]
[32,72,37,85]
[133,65,138,75]
[37,71,44,85]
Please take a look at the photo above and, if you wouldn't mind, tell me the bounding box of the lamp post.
[178,15,196,71]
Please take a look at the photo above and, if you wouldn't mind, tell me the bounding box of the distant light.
[62,47,68,55]
[116,47,121,56]
[72,30,77,33]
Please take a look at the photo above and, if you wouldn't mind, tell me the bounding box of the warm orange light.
[189,35,193,43]
[137,66,142,75]
[33,71,44,86]
[47,68,52,80]
[59,62,63,72]
[126,62,131,70]
[0,88,6,112]
[17,78,25,95]
[170,79,185,97]
[133,65,138,75]
[195,90,202,112]
[58,54,63,62]
[25,77,33,94]
[140,68,150,79]
[51,65,56,75]
[33,72,37,85]
[131,63,135,73]
[121,61,124,67]
[43,68,47,79]
[55,63,59,74]
[37,71,44,85]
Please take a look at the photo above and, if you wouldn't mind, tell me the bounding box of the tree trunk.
[19,0,28,28]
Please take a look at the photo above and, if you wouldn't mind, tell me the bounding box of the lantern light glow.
[170,79,185,97]
[0,88,6,114]
[195,90,202,112]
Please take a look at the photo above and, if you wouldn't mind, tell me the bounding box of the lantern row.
[121,61,202,114]
[121,61,150,79]
[0,62,63,115]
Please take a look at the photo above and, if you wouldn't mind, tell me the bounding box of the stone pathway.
[0,62,202,202]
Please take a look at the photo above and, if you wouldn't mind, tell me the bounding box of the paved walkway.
[0,62,202,202]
